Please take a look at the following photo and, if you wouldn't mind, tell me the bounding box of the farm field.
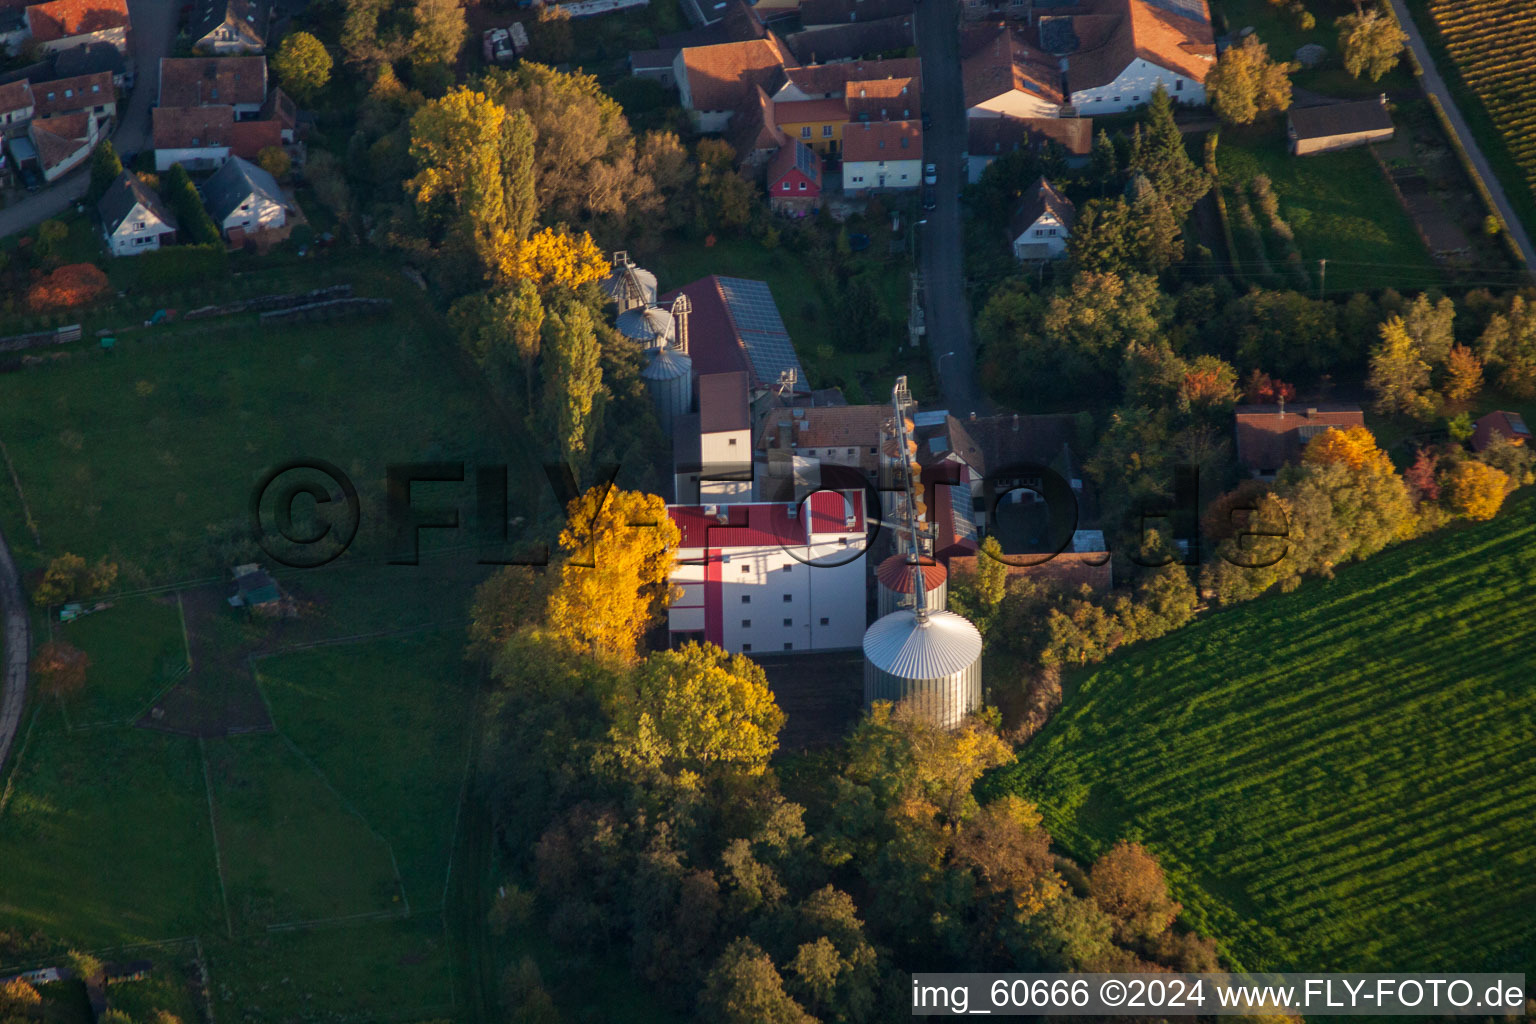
[990,492,1536,974]
[1409,0,1536,239]
[1214,127,1443,293]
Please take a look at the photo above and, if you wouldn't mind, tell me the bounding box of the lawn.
[50,596,188,727]
[1214,125,1443,293]
[988,492,1536,974]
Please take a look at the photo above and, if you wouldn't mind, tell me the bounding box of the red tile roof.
[1233,403,1365,473]
[841,118,922,162]
[0,79,34,115]
[765,139,820,190]
[772,97,848,125]
[680,35,790,112]
[1472,410,1532,452]
[1066,0,1215,92]
[30,71,113,117]
[29,110,92,172]
[158,56,267,108]
[25,0,128,43]
[782,57,922,98]
[967,113,1093,157]
[153,104,235,149]
[844,76,921,121]
[757,404,886,452]
[229,116,281,158]
[960,21,1063,108]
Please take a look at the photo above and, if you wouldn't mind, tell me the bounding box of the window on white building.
[1176,79,1184,92]
[782,618,792,627]
[783,642,793,650]
[742,619,751,627]
[782,594,792,602]
[1114,96,1121,102]
[783,565,792,573]
[728,437,737,445]
[820,617,829,625]
[1133,95,1140,101]
[741,565,751,573]
[742,643,752,651]
[1034,229,1044,237]
[741,595,750,604]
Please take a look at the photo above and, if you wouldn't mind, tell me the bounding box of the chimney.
[1306,407,1318,418]
[672,292,691,355]
[1277,393,1286,418]
[969,411,977,421]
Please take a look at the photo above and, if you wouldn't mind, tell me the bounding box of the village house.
[784,15,914,66]
[24,0,130,55]
[765,137,821,214]
[0,79,34,129]
[961,21,1063,118]
[1472,410,1531,452]
[665,490,869,655]
[728,85,787,168]
[965,113,1092,182]
[757,404,887,480]
[1288,95,1394,155]
[1010,176,1075,260]
[159,56,268,118]
[188,0,268,54]
[28,108,99,180]
[1057,0,1215,114]
[841,118,922,192]
[674,36,791,132]
[152,104,281,170]
[200,154,293,242]
[771,57,921,156]
[30,69,114,121]
[97,170,178,255]
[53,40,129,88]
[1234,403,1365,476]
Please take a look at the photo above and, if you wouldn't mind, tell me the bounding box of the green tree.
[974,535,1009,611]
[272,31,333,102]
[541,301,603,468]
[88,139,123,203]
[1090,128,1118,191]
[1338,8,1406,81]
[160,164,221,245]
[1367,316,1436,419]
[1040,270,1169,387]
[450,280,544,406]
[502,108,538,244]
[34,219,68,264]
[32,553,118,606]
[256,145,291,180]
[407,87,509,245]
[604,642,786,783]
[410,0,467,70]
[701,938,816,1024]
[1476,294,1536,397]
[1400,292,1456,365]
[1132,85,1211,217]
[63,949,103,982]
[1206,35,1295,125]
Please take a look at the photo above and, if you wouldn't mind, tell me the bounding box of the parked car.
[922,186,937,210]
[923,162,937,185]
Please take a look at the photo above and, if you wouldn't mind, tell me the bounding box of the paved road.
[0,0,176,239]
[912,0,986,416]
[1387,0,1536,274]
[0,521,30,777]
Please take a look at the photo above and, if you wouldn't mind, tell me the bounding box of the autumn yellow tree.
[604,642,785,783]
[0,977,42,1015]
[1443,460,1510,521]
[1302,425,1394,475]
[544,485,679,662]
[406,88,508,235]
[1441,344,1483,407]
[846,701,1013,826]
[492,226,609,292]
[1368,316,1436,419]
[1206,35,1295,125]
[32,552,118,606]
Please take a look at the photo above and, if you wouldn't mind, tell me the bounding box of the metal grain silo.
[862,604,983,731]
[616,304,675,348]
[641,343,692,435]
[876,554,948,617]
[604,251,658,312]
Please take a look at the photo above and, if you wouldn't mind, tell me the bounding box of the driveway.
[0,521,30,776]
[1386,0,1536,274]
[0,0,178,240]
[912,0,986,416]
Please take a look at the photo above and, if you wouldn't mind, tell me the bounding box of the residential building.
[188,0,268,54]
[28,108,99,180]
[152,104,281,170]
[961,21,1062,118]
[30,70,113,120]
[1058,0,1215,114]
[765,138,821,214]
[915,411,1088,531]
[260,86,296,143]
[0,78,33,128]
[659,275,809,398]
[97,170,177,255]
[674,36,791,132]
[666,490,869,654]
[771,56,920,156]
[757,404,887,479]
[1288,95,1394,155]
[965,113,1092,182]
[728,84,787,167]
[24,0,129,55]
[1233,403,1366,476]
[200,154,293,242]
[52,41,129,88]
[159,56,267,118]
[841,118,922,192]
[1010,176,1075,260]
[784,16,914,66]
[1472,410,1531,453]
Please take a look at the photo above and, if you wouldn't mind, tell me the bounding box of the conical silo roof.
[640,343,691,381]
[862,608,982,679]
[603,261,658,309]
[876,554,947,593]
[617,304,675,345]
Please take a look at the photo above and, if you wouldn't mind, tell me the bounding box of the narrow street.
[0,521,30,775]
[912,0,986,416]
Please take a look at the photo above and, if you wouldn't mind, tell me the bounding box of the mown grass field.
[51,595,187,726]
[990,492,1536,974]
[1214,127,1443,293]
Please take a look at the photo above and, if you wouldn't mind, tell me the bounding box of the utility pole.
[1317,258,1327,299]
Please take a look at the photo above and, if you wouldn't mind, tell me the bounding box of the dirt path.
[0,522,30,774]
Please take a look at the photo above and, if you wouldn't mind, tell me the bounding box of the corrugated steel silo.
[616,304,675,347]
[876,554,948,617]
[862,606,983,731]
[641,343,693,435]
[604,252,658,312]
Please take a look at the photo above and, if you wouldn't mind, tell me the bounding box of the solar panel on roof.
[715,278,808,392]
[1142,0,1208,23]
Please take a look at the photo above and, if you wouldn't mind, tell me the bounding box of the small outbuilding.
[1288,95,1393,155]
[1010,176,1074,260]
[229,563,283,616]
[1472,410,1531,452]
[766,139,821,215]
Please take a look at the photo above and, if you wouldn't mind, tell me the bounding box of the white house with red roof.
[766,139,820,214]
[666,490,869,654]
[24,0,130,55]
[841,119,922,192]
